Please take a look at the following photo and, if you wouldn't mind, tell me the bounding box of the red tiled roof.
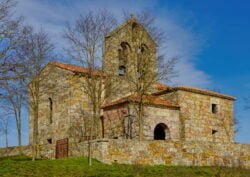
[49,61,103,77]
[153,85,235,101]
[153,82,170,91]
[102,93,179,109]
[48,62,235,101]
[175,86,235,100]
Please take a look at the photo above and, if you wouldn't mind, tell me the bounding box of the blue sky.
[0,0,249,146]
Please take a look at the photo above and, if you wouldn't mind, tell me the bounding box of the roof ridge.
[49,61,88,70]
[175,85,235,100]
[152,85,235,100]
[48,61,103,76]
[102,93,179,109]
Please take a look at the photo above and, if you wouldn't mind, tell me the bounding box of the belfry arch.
[118,42,131,76]
[154,123,170,140]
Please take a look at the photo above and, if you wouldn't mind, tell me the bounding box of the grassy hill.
[0,156,250,177]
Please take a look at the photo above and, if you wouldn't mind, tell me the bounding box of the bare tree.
[0,0,23,80]
[120,12,177,140]
[16,26,54,160]
[64,9,117,166]
[0,80,26,153]
[0,0,31,155]
[0,1,55,159]
[0,112,9,148]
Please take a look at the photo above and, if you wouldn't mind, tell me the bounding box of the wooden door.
[56,138,68,159]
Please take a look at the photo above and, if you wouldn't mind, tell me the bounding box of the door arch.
[154,123,170,140]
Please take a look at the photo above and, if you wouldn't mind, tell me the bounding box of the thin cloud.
[0,0,212,147]
[15,0,211,87]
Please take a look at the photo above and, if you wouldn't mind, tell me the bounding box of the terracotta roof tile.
[49,61,103,77]
[175,86,236,100]
[153,82,170,91]
[102,93,179,109]
[48,62,235,101]
[153,85,235,101]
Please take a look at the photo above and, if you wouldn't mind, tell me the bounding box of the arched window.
[154,123,170,140]
[48,98,53,124]
[118,42,130,76]
[120,42,130,60]
[137,44,150,79]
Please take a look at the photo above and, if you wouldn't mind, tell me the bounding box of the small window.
[211,104,218,114]
[47,138,52,144]
[212,129,218,135]
[49,98,53,123]
[119,66,126,76]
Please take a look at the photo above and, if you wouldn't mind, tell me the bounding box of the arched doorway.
[154,123,170,140]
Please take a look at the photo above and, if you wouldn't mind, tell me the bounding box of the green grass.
[0,156,250,177]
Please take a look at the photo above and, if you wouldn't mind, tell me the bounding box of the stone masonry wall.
[29,64,93,146]
[143,106,180,141]
[103,18,157,101]
[29,65,71,145]
[103,104,128,139]
[78,139,250,169]
[103,103,180,140]
[0,146,32,157]
[0,144,55,159]
[161,90,234,143]
[2,140,250,169]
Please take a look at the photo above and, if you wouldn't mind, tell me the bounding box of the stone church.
[28,18,244,165]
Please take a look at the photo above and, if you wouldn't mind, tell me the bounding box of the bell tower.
[103,17,157,100]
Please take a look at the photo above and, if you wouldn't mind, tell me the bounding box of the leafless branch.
[117,12,178,140]
[16,27,55,160]
[0,80,26,151]
[0,0,23,77]
[64,9,117,166]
